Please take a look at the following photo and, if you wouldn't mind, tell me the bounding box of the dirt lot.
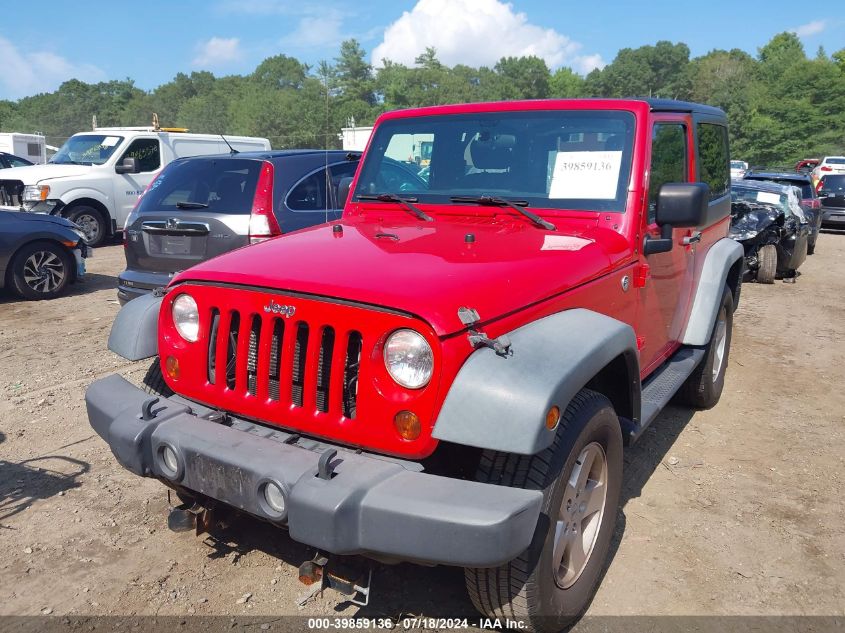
[1,237,844,625]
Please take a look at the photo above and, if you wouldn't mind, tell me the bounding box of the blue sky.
[1,0,843,100]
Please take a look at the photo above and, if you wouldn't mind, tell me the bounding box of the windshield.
[354,110,636,212]
[731,185,793,216]
[50,134,124,166]
[824,158,845,165]
[730,161,746,169]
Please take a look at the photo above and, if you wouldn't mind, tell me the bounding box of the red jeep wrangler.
[87,99,743,629]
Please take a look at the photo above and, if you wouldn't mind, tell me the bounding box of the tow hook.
[167,497,215,536]
[296,553,373,607]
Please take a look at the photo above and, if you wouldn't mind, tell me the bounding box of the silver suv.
[118,150,359,304]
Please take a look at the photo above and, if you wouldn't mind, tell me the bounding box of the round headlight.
[172,294,199,342]
[384,329,433,389]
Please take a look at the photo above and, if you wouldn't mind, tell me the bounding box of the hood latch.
[458,307,512,357]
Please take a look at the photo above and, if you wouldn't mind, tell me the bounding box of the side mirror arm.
[643,224,674,255]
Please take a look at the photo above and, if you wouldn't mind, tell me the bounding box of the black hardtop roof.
[643,98,726,117]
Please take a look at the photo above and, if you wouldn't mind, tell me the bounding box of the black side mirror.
[337,177,353,209]
[644,183,710,255]
[115,157,140,175]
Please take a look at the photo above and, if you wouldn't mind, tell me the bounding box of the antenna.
[220,134,239,154]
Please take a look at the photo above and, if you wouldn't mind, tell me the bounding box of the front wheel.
[464,390,623,632]
[141,357,174,397]
[756,244,776,284]
[66,205,107,247]
[9,241,73,300]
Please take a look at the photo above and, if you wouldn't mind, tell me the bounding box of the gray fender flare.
[107,293,162,361]
[682,237,743,346]
[432,308,638,455]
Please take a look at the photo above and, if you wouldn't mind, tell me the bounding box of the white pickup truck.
[0,126,270,246]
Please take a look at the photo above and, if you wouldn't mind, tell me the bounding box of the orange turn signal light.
[394,410,421,441]
[545,405,561,430]
[164,356,180,380]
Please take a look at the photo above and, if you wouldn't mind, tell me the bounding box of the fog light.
[394,410,421,441]
[165,355,180,380]
[263,482,286,514]
[546,405,561,430]
[161,445,179,476]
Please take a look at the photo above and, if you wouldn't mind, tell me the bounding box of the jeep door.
[637,117,697,375]
[115,137,161,228]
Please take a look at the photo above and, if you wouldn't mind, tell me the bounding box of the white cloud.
[279,10,345,50]
[0,37,104,100]
[371,0,603,73]
[790,20,827,38]
[192,37,244,68]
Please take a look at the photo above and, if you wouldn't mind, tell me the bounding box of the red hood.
[174,215,633,336]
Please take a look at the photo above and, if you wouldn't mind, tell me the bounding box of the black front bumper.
[86,375,542,567]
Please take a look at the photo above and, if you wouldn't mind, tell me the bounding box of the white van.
[0,125,270,245]
[0,133,47,164]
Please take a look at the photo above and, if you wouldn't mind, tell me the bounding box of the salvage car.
[729,180,809,283]
[818,174,845,228]
[87,99,743,630]
[743,171,821,254]
[0,209,89,299]
[795,158,819,175]
[730,160,748,179]
[0,152,34,169]
[811,156,845,187]
[119,150,361,304]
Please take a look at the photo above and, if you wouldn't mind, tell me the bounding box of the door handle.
[682,231,702,245]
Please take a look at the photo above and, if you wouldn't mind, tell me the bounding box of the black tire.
[756,244,776,284]
[66,205,107,247]
[465,390,623,632]
[9,240,73,300]
[675,285,733,409]
[142,357,174,397]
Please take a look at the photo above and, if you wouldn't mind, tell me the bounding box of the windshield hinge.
[458,307,512,357]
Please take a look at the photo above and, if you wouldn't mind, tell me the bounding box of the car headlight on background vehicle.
[384,329,433,389]
[22,184,50,202]
[172,294,200,342]
[728,229,759,241]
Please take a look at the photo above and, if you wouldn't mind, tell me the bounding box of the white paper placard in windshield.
[756,191,781,205]
[101,136,120,147]
[549,151,623,200]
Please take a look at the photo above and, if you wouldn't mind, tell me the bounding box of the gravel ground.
[1,236,844,626]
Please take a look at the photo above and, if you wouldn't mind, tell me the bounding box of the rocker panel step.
[630,347,706,442]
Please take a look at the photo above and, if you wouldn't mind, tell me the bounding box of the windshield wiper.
[356,193,433,222]
[450,196,555,230]
[176,201,209,209]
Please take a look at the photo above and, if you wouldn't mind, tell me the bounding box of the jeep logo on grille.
[263,301,296,317]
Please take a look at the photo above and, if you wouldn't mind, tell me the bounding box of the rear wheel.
[675,285,733,409]
[66,205,107,247]
[464,390,623,632]
[9,241,73,300]
[756,244,776,284]
[142,357,174,397]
